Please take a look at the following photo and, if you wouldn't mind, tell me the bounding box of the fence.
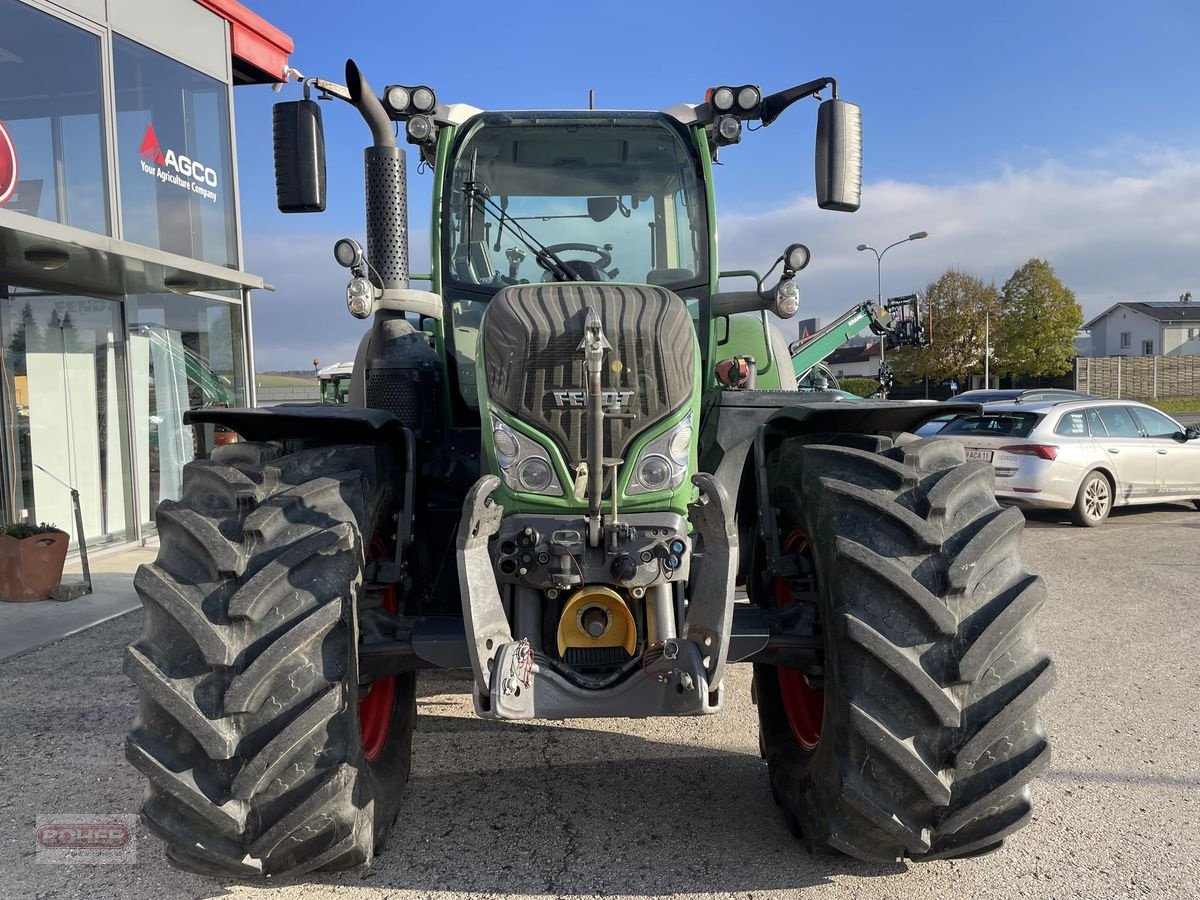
[1074,356,1200,399]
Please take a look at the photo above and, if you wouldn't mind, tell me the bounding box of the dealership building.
[0,0,291,550]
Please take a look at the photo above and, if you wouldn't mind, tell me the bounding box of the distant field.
[255,373,317,387]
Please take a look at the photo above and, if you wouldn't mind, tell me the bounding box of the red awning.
[194,0,294,84]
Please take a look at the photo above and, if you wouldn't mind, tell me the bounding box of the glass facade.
[126,293,245,529]
[114,35,237,266]
[0,0,109,233]
[0,287,132,547]
[0,0,265,553]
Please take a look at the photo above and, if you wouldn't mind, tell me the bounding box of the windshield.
[443,113,709,294]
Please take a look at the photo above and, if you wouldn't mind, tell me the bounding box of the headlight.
[517,457,554,492]
[736,86,761,111]
[490,415,563,496]
[628,413,693,496]
[774,278,800,318]
[492,421,519,466]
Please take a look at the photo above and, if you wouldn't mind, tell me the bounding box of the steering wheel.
[535,242,613,274]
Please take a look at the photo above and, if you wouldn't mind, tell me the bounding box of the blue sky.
[233,0,1200,370]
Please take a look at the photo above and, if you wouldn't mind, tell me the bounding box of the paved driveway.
[2,503,1198,899]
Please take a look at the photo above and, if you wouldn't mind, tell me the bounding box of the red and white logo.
[0,118,17,207]
[137,121,219,200]
[139,122,165,166]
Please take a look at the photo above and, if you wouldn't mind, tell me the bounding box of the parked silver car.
[934,400,1200,525]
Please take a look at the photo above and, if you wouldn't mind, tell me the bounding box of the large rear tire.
[754,435,1054,862]
[125,441,416,876]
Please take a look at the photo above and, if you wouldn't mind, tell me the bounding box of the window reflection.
[0,0,109,233]
[126,293,244,528]
[114,36,236,266]
[0,289,130,548]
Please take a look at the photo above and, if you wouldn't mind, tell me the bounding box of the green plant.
[838,376,881,398]
[0,522,61,539]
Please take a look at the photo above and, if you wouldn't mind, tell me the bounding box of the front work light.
[406,115,434,143]
[384,85,410,116]
[411,86,436,112]
[716,115,742,145]
[712,87,735,111]
[333,237,363,269]
[736,86,761,111]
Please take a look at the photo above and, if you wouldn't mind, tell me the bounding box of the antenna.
[588,89,595,110]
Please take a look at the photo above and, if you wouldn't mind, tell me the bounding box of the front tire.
[125,441,416,876]
[755,435,1054,862]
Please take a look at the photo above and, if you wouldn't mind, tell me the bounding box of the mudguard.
[186,405,407,444]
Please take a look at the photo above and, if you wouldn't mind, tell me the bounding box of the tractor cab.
[442,112,711,411]
[442,111,709,294]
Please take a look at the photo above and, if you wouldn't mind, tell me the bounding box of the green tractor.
[125,61,1054,877]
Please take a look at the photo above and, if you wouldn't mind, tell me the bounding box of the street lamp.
[857,231,928,394]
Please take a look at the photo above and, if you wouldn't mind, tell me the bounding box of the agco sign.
[0,118,17,207]
[138,122,219,203]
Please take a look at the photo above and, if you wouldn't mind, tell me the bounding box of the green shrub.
[0,522,62,539]
[838,377,880,398]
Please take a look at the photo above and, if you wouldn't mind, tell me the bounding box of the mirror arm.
[303,77,352,104]
[761,77,837,127]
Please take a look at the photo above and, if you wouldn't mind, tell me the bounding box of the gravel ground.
[2,502,1198,899]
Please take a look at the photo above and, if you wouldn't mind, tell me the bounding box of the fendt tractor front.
[124,60,1054,877]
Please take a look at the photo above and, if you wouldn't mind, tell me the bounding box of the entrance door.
[0,289,133,548]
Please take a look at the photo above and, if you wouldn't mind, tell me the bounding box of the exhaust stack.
[345,59,408,291]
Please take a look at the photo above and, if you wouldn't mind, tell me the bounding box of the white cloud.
[244,148,1200,368]
[720,149,1200,341]
[243,229,431,371]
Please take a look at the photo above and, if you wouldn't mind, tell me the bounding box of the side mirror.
[272,99,327,213]
[815,98,862,212]
[1185,426,1200,441]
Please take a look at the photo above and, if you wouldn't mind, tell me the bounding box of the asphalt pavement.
[2,502,1199,899]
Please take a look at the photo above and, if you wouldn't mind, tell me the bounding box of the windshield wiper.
[460,155,578,282]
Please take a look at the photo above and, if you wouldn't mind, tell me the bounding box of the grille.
[481,283,695,467]
[366,367,441,440]
[563,646,633,668]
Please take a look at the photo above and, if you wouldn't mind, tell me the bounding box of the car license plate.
[965,448,993,462]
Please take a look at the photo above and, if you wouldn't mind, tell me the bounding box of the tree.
[888,269,999,385]
[59,311,82,353]
[7,301,44,368]
[992,259,1083,378]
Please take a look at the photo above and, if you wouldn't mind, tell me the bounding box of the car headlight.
[490,415,563,496]
[628,413,693,496]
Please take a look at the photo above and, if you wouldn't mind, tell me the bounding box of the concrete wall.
[1075,355,1200,399]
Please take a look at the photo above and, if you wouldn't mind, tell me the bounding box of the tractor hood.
[480,283,695,471]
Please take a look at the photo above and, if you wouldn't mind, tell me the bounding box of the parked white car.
[933,400,1200,525]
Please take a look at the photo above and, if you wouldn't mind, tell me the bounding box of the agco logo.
[552,390,635,408]
[138,123,219,202]
[0,118,17,207]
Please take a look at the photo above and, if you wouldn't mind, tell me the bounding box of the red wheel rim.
[775,529,824,751]
[359,536,396,763]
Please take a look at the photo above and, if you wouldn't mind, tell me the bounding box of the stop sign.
[0,119,17,207]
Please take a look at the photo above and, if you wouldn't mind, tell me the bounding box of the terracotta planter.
[0,530,70,602]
